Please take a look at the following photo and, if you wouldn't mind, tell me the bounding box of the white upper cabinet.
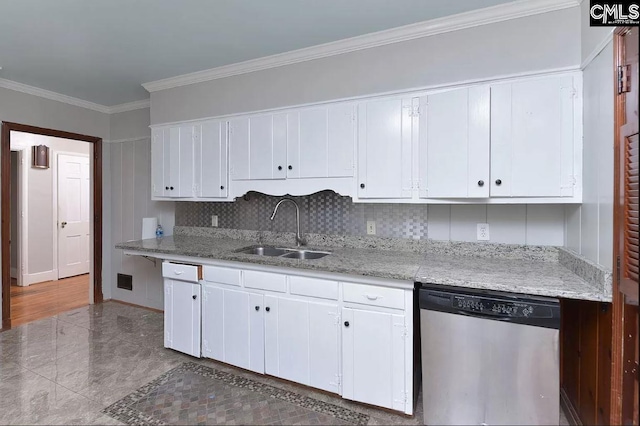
[151,124,196,198]
[490,74,578,198]
[287,104,356,179]
[421,86,490,198]
[357,97,416,199]
[194,120,228,198]
[229,114,287,181]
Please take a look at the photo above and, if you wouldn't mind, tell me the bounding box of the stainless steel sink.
[281,250,331,260]
[236,245,331,260]
[236,246,289,256]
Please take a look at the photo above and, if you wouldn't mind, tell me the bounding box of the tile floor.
[0,301,569,425]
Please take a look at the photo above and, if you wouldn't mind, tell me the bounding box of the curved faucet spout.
[270,198,305,246]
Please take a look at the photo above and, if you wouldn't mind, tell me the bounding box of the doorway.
[1,122,103,329]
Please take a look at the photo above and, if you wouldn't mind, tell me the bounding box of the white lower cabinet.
[201,286,265,373]
[264,296,341,394]
[195,264,413,414]
[163,278,201,358]
[341,308,407,412]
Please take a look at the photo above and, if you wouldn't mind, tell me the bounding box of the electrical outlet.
[211,215,218,227]
[367,220,376,235]
[477,223,490,241]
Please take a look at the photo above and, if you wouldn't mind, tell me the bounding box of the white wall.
[565,42,614,270]
[150,7,581,124]
[0,88,111,327]
[108,107,175,309]
[9,132,91,284]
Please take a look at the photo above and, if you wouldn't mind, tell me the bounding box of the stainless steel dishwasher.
[419,284,560,426]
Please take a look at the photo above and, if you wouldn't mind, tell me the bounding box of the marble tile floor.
[0,301,569,425]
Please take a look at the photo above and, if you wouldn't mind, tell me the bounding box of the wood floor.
[10,274,90,327]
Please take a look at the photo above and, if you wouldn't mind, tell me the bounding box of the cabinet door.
[229,115,286,181]
[358,97,414,198]
[287,104,356,179]
[198,120,228,198]
[201,285,224,360]
[490,75,577,197]
[164,279,201,357]
[166,125,195,198]
[342,308,405,411]
[265,296,340,393]
[422,86,490,198]
[151,128,167,197]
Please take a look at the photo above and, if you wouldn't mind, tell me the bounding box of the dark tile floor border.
[103,361,370,425]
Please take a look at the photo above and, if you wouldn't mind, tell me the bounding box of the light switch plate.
[477,223,490,241]
[211,215,219,227]
[367,220,376,235]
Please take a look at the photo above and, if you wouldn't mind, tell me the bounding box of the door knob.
[61,221,68,228]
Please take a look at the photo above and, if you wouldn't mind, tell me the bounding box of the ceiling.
[0,0,515,106]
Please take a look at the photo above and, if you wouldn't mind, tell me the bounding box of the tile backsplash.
[175,191,566,245]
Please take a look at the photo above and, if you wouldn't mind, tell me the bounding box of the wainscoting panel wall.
[175,191,566,246]
[109,139,174,310]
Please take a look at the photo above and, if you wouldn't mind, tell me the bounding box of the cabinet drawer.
[203,265,241,286]
[289,276,339,300]
[162,262,202,282]
[244,270,286,293]
[343,282,405,310]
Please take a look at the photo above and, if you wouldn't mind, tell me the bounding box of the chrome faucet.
[270,198,305,247]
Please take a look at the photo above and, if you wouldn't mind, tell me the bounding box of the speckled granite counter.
[116,227,611,302]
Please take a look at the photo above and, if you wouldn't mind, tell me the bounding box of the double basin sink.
[236,246,331,260]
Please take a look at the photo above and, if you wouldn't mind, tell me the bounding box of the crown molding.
[107,99,151,114]
[143,0,580,93]
[0,77,111,113]
[105,136,151,144]
[0,77,150,114]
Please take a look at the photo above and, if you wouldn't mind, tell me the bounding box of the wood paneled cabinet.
[419,74,579,199]
[163,280,201,358]
[229,103,356,181]
[357,96,417,199]
[152,120,228,200]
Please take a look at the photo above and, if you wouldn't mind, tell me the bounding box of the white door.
[422,86,490,198]
[197,120,228,198]
[164,279,201,357]
[264,296,341,393]
[58,154,90,279]
[341,308,406,411]
[358,97,415,199]
[490,74,577,197]
[287,104,355,179]
[151,128,167,197]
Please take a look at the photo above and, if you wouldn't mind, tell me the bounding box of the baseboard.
[24,270,57,286]
[110,299,164,314]
[560,387,582,426]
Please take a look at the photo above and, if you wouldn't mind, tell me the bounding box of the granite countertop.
[116,228,611,302]
[117,235,425,283]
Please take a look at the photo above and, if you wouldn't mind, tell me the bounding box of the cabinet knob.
[265,307,271,312]
[360,183,365,189]
[220,185,224,190]
[170,186,174,190]
[255,306,260,311]
[478,180,484,187]
[192,295,197,300]
[277,166,282,171]
[495,179,502,186]
[288,165,292,170]
[165,186,169,190]
[344,321,350,327]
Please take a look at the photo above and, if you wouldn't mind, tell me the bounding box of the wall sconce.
[32,145,50,169]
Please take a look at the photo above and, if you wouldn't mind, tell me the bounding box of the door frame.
[1,122,103,328]
[54,151,91,280]
[9,148,27,288]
